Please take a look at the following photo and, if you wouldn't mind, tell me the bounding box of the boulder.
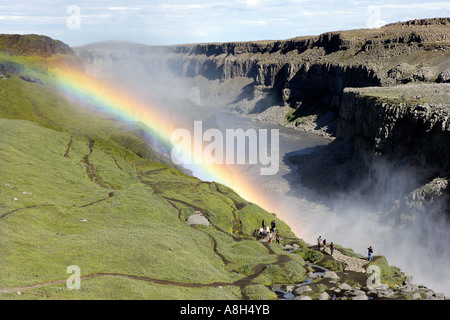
[411,292,422,300]
[402,273,413,286]
[352,293,369,300]
[186,214,210,226]
[436,71,450,83]
[351,289,366,296]
[293,285,312,295]
[376,289,395,299]
[318,292,331,300]
[339,283,352,291]
[285,285,295,293]
[323,271,339,280]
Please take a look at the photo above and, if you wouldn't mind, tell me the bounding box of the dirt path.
[0,252,291,299]
[63,136,73,158]
[81,136,115,189]
[0,204,54,220]
[324,247,368,273]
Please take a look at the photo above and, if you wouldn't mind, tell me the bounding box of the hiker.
[322,238,327,252]
[367,246,373,261]
[268,231,273,243]
[330,242,334,256]
[262,219,266,229]
[259,227,264,238]
[275,231,280,244]
[270,220,276,232]
[317,236,322,251]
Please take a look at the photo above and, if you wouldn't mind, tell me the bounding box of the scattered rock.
[403,273,413,286]
[318,292,330,300]
[436,71,450,83]
[79,219,88,223]
[323,271,339,280]
[186,214,210,226]
[352,293,369,300]
[339,283,352,291]
[293,285,312,295]
[13,197,18,201]
[285,285,295,293]
[293,295,312,300]
[411,292,422,300]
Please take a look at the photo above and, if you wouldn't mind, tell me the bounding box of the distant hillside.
[0,34,74,57]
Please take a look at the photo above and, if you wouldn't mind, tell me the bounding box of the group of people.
[258,219,280,244]
[256,223,374,260]
[317,235,335,256]
[317,235,374,261]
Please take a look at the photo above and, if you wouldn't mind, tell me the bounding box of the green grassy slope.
[0,51,307,300]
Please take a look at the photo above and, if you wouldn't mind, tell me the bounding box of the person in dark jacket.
[367,246,373,261]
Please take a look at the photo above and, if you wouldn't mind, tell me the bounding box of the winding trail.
[0,253,291,299]
[81,136,115,189]
[0,159,296,299]
[63,136,73,158]
[0,204,54,220]
[323,247,368,273]
[75,192,115,208]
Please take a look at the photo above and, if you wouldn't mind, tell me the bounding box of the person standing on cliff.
[317,236,322,251]
[330,242,335,256]
[367,246,373,261]
[322,238,327,252]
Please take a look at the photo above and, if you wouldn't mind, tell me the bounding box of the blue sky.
[0,0,449,47]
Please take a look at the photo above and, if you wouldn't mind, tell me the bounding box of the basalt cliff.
[77,18,450,216]
[78,18,450,139]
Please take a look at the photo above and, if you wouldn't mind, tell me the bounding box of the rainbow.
[47,63,277,214]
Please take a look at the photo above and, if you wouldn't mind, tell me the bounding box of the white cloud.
[108,7,141,11]
[380,2,449,10]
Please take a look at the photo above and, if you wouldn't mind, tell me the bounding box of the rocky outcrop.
[278,245,448,300]
[0,34,74,57]
[338,84,450,173]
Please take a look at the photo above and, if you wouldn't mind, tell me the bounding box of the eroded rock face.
[76,18,450,137]
[338,84,450,172]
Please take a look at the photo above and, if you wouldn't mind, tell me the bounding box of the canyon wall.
[338,86,450,173]
[76,18,450,206]
[77,18,450,138]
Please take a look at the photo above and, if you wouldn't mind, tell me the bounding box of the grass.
[367,256,405,288]
[0,51,308,299]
